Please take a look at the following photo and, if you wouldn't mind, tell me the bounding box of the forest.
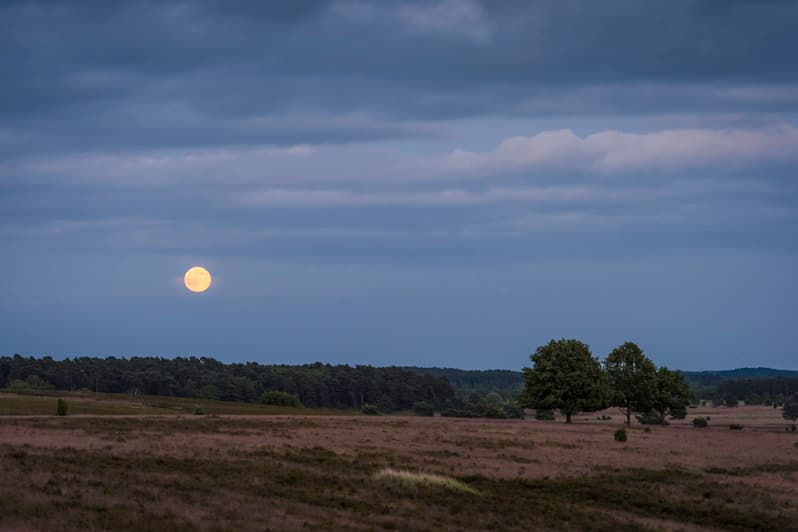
[0,355,454,410]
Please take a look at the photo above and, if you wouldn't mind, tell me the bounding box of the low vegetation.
[0,402,796,530]
[375,468,480,495]
[693,417,709,428]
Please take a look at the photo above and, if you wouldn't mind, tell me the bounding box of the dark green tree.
[784,395,798,421]
[652,367,692,422]
[605,342,658,426]
[259,390,302,407]
[520,339,608,423]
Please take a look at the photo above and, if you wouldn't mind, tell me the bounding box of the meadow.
[1,392,797,531]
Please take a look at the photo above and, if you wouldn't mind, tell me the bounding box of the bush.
[669,406,687,420]
[644,426,651,433]
[361,404,380,415]
[729,423,743,430]
[259,390,302,407]
[791,424,797,433]
[502,404,525,419]
[693,417,708,428]
[614,428,627,442]
[534,409,555,421]
[412,401,435,417]
[724,394,739,408]
[56,398,68,416]
[193,406,205,415]
[636,411,667,425]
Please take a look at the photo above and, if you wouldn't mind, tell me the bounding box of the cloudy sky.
[2,0,797,370]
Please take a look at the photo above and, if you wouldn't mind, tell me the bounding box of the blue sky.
[2,0,797,370]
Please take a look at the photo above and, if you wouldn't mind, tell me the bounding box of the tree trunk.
[626,409,631,426]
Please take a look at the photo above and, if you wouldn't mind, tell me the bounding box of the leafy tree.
[652,367,692,422]
[783,395,798,421]
[259,390,302,407]
[520,339,608,423]
[484,391,504,408]
[198,384,221,401]
[605,342,658,426]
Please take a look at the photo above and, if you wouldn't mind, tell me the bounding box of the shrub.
[791,424,797,433]
[56,398,68,416]
[534,409,555,421]
[724,394,739,408]
[669,406,687,420]
[412,401,435,417]
[361,404,380,415]
[644,426,651,433]
[259,390,302,407]
[636,411,666,425]
[614,428,627,442]
[693,417,708,428]
[794,442,798,449]
[193,406,205,415]
[502,404,525,419]
[729,423,743,430]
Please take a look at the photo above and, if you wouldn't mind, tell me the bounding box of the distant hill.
[682,367,798,380]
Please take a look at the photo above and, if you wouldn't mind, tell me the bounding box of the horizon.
[2,1,797,370]
[5,352,798,374]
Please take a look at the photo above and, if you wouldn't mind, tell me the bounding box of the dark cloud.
[3,0,798,156]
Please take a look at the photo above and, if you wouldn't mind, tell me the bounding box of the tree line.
[520,339,692,424]
[712,376,798,406]
[0,355,455,410]
[401,367,524,399]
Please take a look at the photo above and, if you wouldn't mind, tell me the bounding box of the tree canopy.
[520,339,607,423]
[605,342,658,425]
[651,367,692,421]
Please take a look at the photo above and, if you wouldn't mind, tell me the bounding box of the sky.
[1,0,797,370]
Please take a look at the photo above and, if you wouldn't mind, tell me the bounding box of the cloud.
[447,125,798,173]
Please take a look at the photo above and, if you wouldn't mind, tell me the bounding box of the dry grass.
[1,398,797,530]
[0,390,349,416]
[375,468,480,495]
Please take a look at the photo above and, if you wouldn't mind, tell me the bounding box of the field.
[1,393,797,531]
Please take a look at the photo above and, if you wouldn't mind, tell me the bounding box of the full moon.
[184,266,212,293]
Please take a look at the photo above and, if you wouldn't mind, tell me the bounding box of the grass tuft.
[375,468,480,495]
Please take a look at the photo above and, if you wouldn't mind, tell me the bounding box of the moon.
[184,266,212,293]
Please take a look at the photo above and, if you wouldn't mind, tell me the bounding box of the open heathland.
[1,395,797,530]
